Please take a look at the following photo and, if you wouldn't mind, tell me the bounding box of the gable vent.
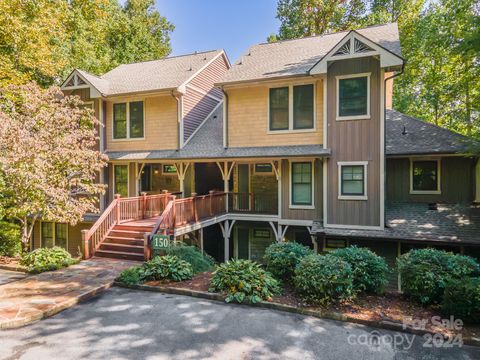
[333,41,350,56]
[354,38,374,53]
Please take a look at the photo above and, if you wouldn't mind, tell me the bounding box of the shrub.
[0,221,21,257]
[397,248,480,305]
[442,277,480,323]
[294,254,354,305]
[20,247,78,273]
[330,246,390,294]
[117,266,144,286]
[263,241,313,280]
[209,259,280,304]
[141,255,193,281]
[164,243,214,273]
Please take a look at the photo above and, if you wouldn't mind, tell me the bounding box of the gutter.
[221,86,229,148]
[171,90,184,150]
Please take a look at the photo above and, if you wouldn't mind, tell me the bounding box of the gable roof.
[62,50,227,97]
[217,23,401,85]
[386,110,475,155]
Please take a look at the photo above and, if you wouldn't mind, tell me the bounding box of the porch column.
[269,222,288,242]
[475,158,480,203]
[216,161,235,210]
[199,228,204,253]
[219,220,235,262]
[135,163,145,195]
[175,162,191,197]
[271,160,282,217]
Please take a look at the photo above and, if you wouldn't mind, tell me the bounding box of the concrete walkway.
[0,257,136,329]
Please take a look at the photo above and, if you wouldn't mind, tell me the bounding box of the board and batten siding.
[386,157,476,203]
[226,78,324,147]
[281,159,323,221]
[326,57,382,227]
[105,94,178,152]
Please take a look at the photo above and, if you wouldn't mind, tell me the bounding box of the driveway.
[0,269,26,285]
[0,287,478,360]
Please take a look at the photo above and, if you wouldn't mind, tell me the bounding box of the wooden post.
[141,192,147,219]
[162,190,168,211]
[172,195,177,228]
[209,190,214,216]
[191,192,198,222]
[143,233,151,261]
[81,229,90,259]
[114,194,121,224]
[199,228,204,254]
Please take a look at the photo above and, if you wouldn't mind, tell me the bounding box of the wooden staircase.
[95,224,154,261]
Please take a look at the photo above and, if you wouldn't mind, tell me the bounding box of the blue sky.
[157,0,280,63]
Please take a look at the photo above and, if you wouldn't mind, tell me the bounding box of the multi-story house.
[31,24,480,281]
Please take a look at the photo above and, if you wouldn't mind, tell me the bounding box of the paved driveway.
[0,287,478,360]
[0,269,26,285]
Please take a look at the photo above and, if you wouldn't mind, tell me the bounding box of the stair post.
[191,192,198,222]
[114,194,121,224]
[162,189,168,211]
[209,190,214,216]
[141,192,147,219]
[81,229,90,259]
[143,233,151,261]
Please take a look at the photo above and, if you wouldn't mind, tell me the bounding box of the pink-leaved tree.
[0,82,108,251]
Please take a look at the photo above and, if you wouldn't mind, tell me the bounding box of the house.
[31,24,480,276]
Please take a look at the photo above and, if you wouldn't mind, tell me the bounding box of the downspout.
[171,91,183,150]
[383,63,405,226]
[221,86,228,148]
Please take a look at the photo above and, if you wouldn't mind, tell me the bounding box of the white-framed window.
[253,163,273,175]
[268,83,315,132]
[41,222,68,250]
[114,164,129,197]
[410,158,441,194]
[336,73,370,121]
[113,101,144,140]
[290,161,314,208]
[338,161,368,200]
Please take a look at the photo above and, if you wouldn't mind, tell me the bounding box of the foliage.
[20,247,78,273]
[329,246,390,294]
[293,254,354,305]
[117,266,145,286]
[263,241,313,280]
[164,242,214,274]
[442,277,480,324]
[0,83,108,249]
[209,259,280,304]
[0,0,174,87]
[0,220,21,257]
[141,255,193,282]
[397,248,480,305]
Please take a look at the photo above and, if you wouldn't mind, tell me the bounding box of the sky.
[157,0,280,63]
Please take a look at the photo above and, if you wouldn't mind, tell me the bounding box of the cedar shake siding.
[386,157,476,204]
[326,57,382,227]
[183,87,220,142]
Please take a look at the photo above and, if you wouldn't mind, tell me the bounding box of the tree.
[0,83,108,250]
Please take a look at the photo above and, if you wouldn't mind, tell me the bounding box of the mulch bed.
[148,271,480,340]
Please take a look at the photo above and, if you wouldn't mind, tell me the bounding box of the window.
[269,84,314,131]
[411,160,440,194]
[141,164,152,192]
[291,162,313,206]
[114,165,128,197]
[269,87,289,130]
[338,162,368,200]
[113,101,144,139]
[162,164,177,175]
[41,222,68,250]
[254,163,273,174]
[337,74,370,120]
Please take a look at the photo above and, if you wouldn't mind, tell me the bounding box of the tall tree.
[0,83,108,250]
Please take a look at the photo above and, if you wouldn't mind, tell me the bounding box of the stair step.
[113,225,154,232]
[103,237,144,246]
[109,230,146,238]
[95,249,144,261]
[99,243,144,254]
[105,235,145,242]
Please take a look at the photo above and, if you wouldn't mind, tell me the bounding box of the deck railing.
[228,192,278,215]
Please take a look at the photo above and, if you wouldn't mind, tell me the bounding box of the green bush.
[263,241,313,280]
[209,259,280,304]
[330,246,390,294]
[20,247,78,273]
[397,248,480,305]
[164,243,214,273]
[0,221,21,257]
[142,255,193,281]
[117,266,144,286]
[294,254,354,305]
[442,277,480,323]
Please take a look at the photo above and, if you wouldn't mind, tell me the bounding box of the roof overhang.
[309,30,404,75]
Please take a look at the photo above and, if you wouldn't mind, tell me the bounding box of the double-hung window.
[337,73,370,120]
[338,162,368,200]
[410,159,441,194]
[114,165,129,197]
[269,84,314,131]
[41,222,68,250]
[291,162,313,207]
[113,101,144,139]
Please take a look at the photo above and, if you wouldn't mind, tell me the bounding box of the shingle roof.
[106,105,330,160]
[217,23,401,85]
[386,110,474,155]
[75,50,224,96]
[321,202,480,245]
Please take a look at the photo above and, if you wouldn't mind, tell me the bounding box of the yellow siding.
[106,95,178,151]
[227,79,324,147]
